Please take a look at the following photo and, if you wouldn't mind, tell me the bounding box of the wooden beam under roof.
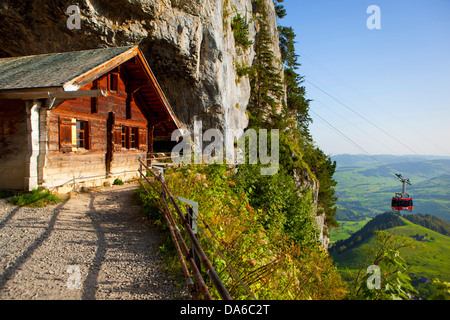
[135,49,182,129]
[63,46,140,91]
[0,90,108,100]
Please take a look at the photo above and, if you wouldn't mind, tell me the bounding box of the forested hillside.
[331,212,406,254]
[403,214,450,236]
[331,214,450,299]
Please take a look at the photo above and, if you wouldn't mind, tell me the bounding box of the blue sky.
[280,0,450,157]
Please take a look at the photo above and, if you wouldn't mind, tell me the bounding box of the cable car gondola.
[391,174,413,212]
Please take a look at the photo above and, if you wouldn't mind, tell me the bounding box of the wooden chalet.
[0,46,181,192]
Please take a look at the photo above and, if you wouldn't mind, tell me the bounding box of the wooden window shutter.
[59,117,75,153]
[113,125,122,151]
[138,128,147,151]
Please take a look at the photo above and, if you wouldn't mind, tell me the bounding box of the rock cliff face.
[294,167,329,250]
[0,0,278,136]
[0,0,328,248]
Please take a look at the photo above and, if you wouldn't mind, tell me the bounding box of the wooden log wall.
[49,69,148,154]
[45,69,150,187]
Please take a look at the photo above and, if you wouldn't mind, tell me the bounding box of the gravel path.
[0,183,188,300]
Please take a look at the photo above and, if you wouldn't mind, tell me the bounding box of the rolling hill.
[328,154,450,299]
[330,213,450,299]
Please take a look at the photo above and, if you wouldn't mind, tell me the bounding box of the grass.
[392,220,450,280]
[9,188,66,207]
[330,218,371,243]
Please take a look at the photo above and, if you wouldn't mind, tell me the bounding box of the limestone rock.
[0,0,279,137]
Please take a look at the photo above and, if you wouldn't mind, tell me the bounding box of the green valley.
[328,155,450,299]
[330,154,450,224]
[330,212,450,299]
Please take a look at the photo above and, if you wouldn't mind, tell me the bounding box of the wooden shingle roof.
[0,46,134,90]
[0,46,181,133]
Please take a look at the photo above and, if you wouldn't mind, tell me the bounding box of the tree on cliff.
[240,0,338,243]
[278,25,311,139]
[275,4,339,233]
[248,0,285,128]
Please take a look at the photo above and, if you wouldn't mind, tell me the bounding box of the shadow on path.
[81,193,106,300]
[0,207,21,231]
[0,197,70,291]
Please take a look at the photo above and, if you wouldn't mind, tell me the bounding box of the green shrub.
[113,178,124,186]
[135,165,346,300]
[231,13,253,50]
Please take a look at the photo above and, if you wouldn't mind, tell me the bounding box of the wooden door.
[106,112,115,175]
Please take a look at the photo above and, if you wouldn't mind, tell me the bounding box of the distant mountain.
[331,154,450,168]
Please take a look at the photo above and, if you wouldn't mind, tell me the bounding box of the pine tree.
[274,1,338,235]
[273,0,287,19]
[278,25,311,138]
[248,0,285,128]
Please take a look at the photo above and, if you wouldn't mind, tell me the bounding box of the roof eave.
[135,49,182,130]
[58,45,181,130]
[62,46,139,92]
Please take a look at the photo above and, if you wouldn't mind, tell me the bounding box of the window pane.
[121,127,127,148]
[77,133,84,148]
[76,121,87,149]
[77,121,85,130]
[130,128,138,149]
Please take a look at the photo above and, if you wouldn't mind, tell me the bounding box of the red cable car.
[391,174,413,212]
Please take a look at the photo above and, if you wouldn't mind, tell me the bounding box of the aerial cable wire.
[306,78,431,162]
[309,109,397,177]
[300,52,447,156]
[306,77,450,176]
[312,99,400,155]
[310,102,450,178]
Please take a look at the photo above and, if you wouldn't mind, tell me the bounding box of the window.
[59,118,90,152]
[108,73,118,91]
[91,80,98,113]
[130,127,139,149]
[76,121,88,149]
[121,126,128,148]
[115,126,139,150]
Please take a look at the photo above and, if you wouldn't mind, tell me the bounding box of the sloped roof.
[0,46,135,90]
[0,46,181,133]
